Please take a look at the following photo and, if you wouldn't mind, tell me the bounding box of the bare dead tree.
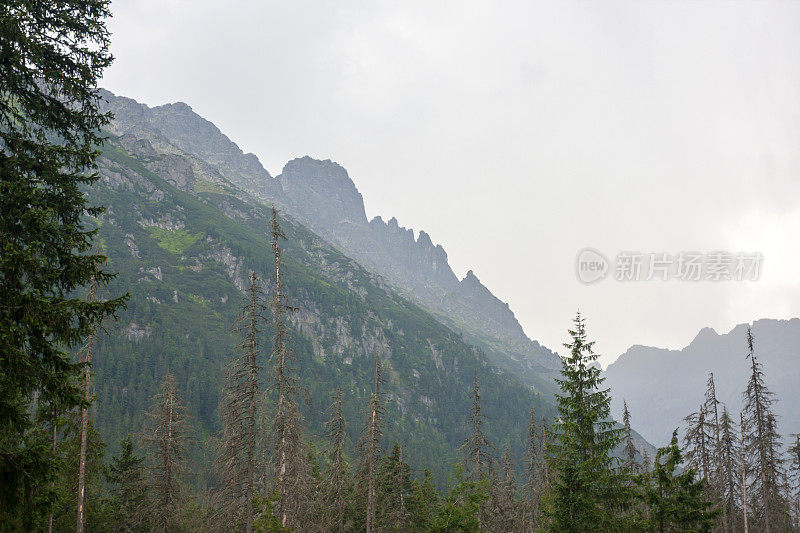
[788,434,800,530]
[76,279,97,533]
[216,272,264,532]
[717,406,740,533]
[740,411,750,533]
[321,388,349,532]
[143,372,188,533]
[266,207,308,529]
[359,352,386,533]
[741,326,786,532]
[684,403,712,489]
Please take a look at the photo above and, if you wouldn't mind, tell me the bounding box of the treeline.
[24,216,800,531]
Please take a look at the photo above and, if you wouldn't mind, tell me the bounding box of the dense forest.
[2,1,800,532]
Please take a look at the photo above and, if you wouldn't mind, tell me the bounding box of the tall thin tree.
[741,326,786,531]
[266,207,306,528]
[359,353,386,533]
[216,272,264,532]
[321,388,349,532]
[143,372,188,533]
[76,279,98,533]
[622,400,639,473]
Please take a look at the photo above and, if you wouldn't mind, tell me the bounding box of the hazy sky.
[102,1,800,366]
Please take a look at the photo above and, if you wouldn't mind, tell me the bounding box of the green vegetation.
[147,227,203,255]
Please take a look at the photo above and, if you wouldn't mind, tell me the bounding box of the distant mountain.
[88,129,553,485]
[98,90,562,394]
[605,318,800,447]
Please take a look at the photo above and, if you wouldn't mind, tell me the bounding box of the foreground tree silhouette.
[547,312,623,531]
[0,0,126,523]
[359,353,386,533]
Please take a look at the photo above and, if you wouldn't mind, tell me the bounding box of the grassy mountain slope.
[87,136,556,486]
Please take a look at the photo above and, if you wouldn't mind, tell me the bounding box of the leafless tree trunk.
[360,352,385,533]
[741,411,749,533]
[76,280,97,533]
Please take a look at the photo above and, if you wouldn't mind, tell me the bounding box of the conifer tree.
[622,400,639,473]
[488,444,519,532]
[788,434,800,531]
[461,371,493,484]
[0,2,126,522]
[716,406,740,533]
[643,430,718,532]
[741,326,786,531]
[408,469,440,531]
[143,372,188,533]
[216,272,264,532]
[684,404,712,487]
[321,388,349,532]
[105,436,150,532]
[525,403,545,528]
[547,312,623,531]
[359,352,386,533]
[265,207,308,529]
[377,442,412,532]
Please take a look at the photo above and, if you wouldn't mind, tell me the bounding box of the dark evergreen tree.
[0,0,126,523]
[547,312,623,531]
[642,430,718,533]
[407,468,440,531]
[104,436,150,532]
[377,442,412,532]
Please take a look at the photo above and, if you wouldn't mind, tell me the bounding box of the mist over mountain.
[605,318,800,447]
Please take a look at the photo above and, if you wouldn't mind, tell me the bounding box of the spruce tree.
[788,434,800,531]
[266,207,308,529]
[547,312,623,531]
[105,436,150,532]
[461,371,493,483]
[716,406,740,533]
[321,388,349,532]
[741,326,786,531]
[359,352,386,533]
[0,1,126,523]
[377,442,412,532]
[143,372,188,533]
[642,430,717,532]
[216,272,264,532]
[622,400,639,473]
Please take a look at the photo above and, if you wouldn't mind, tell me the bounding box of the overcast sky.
[102,0,800,366]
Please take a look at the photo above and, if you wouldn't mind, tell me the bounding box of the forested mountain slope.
[96,90,562,396]
[88,133,554,485]
[605,318,800,446]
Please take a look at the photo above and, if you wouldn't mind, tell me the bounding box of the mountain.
[605,318,800,447]
[87,108,558,486]
[97,90,562,396]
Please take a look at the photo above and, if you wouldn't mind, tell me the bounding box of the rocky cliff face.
[98,89,562,391]
[605,318,800,447]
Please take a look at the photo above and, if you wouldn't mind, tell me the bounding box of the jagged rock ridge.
[98,90,562,391]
